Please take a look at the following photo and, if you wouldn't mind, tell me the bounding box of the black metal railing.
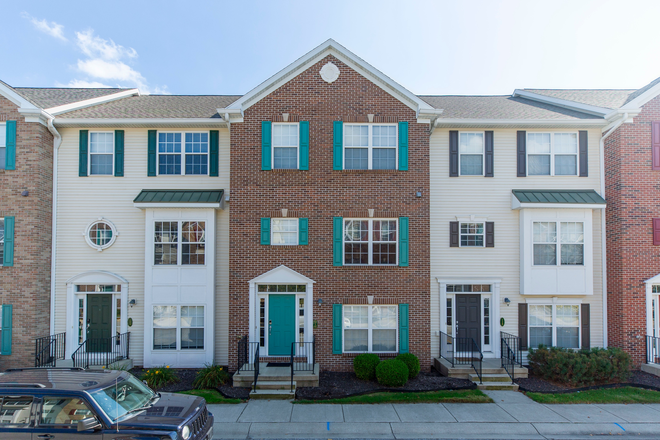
[647,335,660,364]
[500,332,523,381]
[35,333,66,368]
[290,336,315,391]
[237,336,260,391]
[71,332,130,369]
[439,331,482,384]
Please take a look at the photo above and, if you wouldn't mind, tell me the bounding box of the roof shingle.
[522,89,635,110]
[13,87,133,109]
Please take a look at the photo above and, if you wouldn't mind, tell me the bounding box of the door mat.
[266,362,291,367]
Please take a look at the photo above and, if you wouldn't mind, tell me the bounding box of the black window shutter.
[581,304,590,350]
[449,131,459,177]
[485,222,494,247]
[517,131,526,177]
[579,130,588,177]
[518,303,528,350]
[450,221,459,247]
[485,131,494,177]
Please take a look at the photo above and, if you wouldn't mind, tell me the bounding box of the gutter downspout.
[599,112,628,348]
[46,117,61,336]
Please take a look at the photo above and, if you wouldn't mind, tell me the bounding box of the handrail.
[439,331,482,384]
[253,343,259,392]
[35,333,66,368]
[647,335,660,364]
[71,332,130,369]
[237,336,260,391]
[500,332,523,382]
[290,336,316,392]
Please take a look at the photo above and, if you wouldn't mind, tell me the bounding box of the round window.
[84,219,118,251]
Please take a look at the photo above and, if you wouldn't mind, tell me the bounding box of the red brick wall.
[606,95,660,366]
[228,55,430,372]
[0,95,53,369]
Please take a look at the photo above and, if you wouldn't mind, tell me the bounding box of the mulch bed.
[516,370,660,393]
[129,368,199,393]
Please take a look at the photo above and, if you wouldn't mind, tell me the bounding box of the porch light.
[504,298,511,306]
[317,298,323,306]
[367,295,374,304]
[129,299,137,307]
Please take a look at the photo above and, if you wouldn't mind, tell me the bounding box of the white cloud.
[75,29,137,61]
[58,79,113,88]
[21,12,67,41]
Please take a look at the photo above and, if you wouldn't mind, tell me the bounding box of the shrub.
[528,346,631,387]
[193,364,230,390]
[376,359,409,387]
[353,353,381,380]
[396,353,421,379]
[141,366,179,390]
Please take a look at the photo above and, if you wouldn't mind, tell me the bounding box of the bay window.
[154,221,205,265]
[533,221,584,266]
[153,305,205,350]
[343,305,397,353]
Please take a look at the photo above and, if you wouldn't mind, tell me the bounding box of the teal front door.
[268,295,296,356]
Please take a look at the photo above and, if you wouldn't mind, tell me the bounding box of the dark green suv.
[0,368,213,439]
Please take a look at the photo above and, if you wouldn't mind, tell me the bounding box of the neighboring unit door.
[268,295,296,356]
[86,294,112,352]
[456,294,481,350]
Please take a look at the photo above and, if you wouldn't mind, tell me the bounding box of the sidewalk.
[207,390,660,439]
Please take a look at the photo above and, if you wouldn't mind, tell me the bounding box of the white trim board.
[46,89,140,115]
[513,90,611,117]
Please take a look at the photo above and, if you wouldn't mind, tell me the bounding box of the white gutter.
[599,112,628,348]
[46,116,61,335]
[433,118,608,127]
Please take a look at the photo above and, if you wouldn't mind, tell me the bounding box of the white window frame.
[528,303,581,349]
[343,218,398,266]
[0,123,6,170]
[526,132,579,176]
[75,284,122,347]
[84,218,118,251]
[88,131,114,176]
[343,123,398,170]
[272,122,299,170]
[459,222,485,247]
[255,285,308,353]
[153,220,206,266]
[342,304,398,354]
[532,221,585,266]
[458,131,485,176]
[156,131,210,176]
[271,218,299,246]
[152,305,205,351]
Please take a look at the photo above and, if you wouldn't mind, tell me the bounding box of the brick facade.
[0,95,53,369]
[228,55,431,372]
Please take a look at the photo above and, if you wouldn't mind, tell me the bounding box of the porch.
[643,335,660,377]
[34,331,131,370]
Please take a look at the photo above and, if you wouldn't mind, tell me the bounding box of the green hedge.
[396,353,420,379]
[353,353,381,380]
[376,359,409,387]
[528,346,631,387]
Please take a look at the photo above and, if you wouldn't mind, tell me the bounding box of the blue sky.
[2,0,660,96]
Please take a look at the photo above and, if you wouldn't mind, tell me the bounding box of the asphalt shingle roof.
[622,76,660,105]
[13,87,132,109]
[134,189,225,204]
[512,189,606,205]
[522,89,635,110]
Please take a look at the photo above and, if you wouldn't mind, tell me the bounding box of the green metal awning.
[512,189,605,209]
[133,189,225,208]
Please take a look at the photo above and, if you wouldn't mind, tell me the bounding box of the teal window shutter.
[5,121,16,170]
[147,130,157,176]
[333,217,343,266]
[1,305,12,355]
[262,121,272,170]
[2,217,14,267]
[399,303,409,354]
[299,121,309,170]
[333,304,343,354]
[79,130,88,177]
[261,218,271,245]
[209,130,219,177]
[114,130,124,177]
[299,218,309,245]
[398,121,408,171]
[333,121,343,170]
[399,217,409,267]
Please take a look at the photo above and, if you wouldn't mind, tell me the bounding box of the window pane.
[158,133,181,153]
[528,155,551,175]
[556,305,579,326]
[0,396,32,425]
[533,222,557,243]
[529,305,552,326]
[153,329,176,350]
[460,154,483,175]
[0,147,5,170]
[344,125,369,147]
[373,220,396,242]
[181,328,204,349]
[182,222,205,265]
[344,329,368,352]
[560,222,584,243]
[555,155,577,175]
[372,329,396,351]
[184,132,209,153]
[272,219,298,245]
[372,148,395,170]
[528,133,551,154]
[158,154,181,175]
[345,148,368,169]
[372,306,397,328]
[556,327,579,348]
[155,222,178,265]
[89,222,113,246]
[273,124,298,147]
[344,220,368,242]
[554,133,578,154]
[372,126,396,147]
[90,154,113,175]
[530,327,552,347]
[460,222,484,247]
[344,306,368,328]
[534,244,557,265]
[561,244,583,265]
[274,147,298,169]
[185,154,208,175]
[41,397,91,425]
[153,306,177,327]
[90,132,114,153]
[484,298,490,345]
[459,133,483,154]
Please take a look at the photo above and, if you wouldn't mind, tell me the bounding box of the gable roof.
[521,89,635,110]
[13,87,134,109]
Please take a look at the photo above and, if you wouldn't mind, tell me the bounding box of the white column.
[306,283,314,364]
[493,281,501,358]
[647,282,654,338]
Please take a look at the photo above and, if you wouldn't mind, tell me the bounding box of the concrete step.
[477,383,519,391]
[469,373,512,383]
[255,380,295,390]
[249,389,295,400]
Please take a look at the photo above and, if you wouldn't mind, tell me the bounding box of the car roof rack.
[5,368,86,372]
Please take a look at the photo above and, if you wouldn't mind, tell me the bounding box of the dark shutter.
[332,304,342,354]
[579,130,588,177]
[653,121,660,171]
[147,130,157,176]
[299,121,309,171]
[2,216,14,267]
[298,218,309,245]
[5,120,16,170]
[450,221,459,247]
[449,131,459,177]
[260,218,271,245]
[517,131,526,177]
[114,130,124,177]
[79,130,88,177]
[518,303,528,350]
[261,121,272,171]
[209,130,219,177]
[581,304,590,350]
[333,121,343,170]
[485,222,494,247]
[1,305,12,355]
[399,217,409,266]
[485,131,494,177]
[399,304,409,353]
[398,121,408,171]
[333,217,343,266]
[654,219,660,246]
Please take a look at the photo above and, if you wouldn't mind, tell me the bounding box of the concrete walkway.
[207,390,660,439]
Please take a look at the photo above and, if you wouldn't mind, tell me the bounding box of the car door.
[32,396,101,439]
[0,395,34,439]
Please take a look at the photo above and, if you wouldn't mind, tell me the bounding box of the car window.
[0,396,33,426]
[40,397,93,426]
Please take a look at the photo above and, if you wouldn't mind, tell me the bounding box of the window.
[40,397,92,426]
[0,218,3,264]
[272,218,299,245]
[446,298,453,337]
[460,222,484,247]
[484,297,490,345]
[344,219,397,265]
[344,124,397,170]
[157,132,209,175]
[528,133,578,176]
[343,305,397,353]
[89,132,114,175]
[446,284,491,293]
[153,305,204,350]
[256,285,307,348]
[181,306,204,349]
[0,124,5,170]
[533,222,584,266]
[154,221,205,265]
[529,304,580,348]
[273,123,298,169]
[459,132,484,176]
[85,219,117,251]
[0,396,32,426]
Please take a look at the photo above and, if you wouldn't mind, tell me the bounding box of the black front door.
[456,294,481,350]
[86,294,112,352]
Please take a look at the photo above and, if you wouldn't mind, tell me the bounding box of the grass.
[526,386,660,404]
[295,389,492,404]
[177,389,243,404]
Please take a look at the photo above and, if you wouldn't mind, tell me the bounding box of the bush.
[396,353,420,379]
[376,359,409,387]
[528,346,631,387]
[141,366,179,390]
[193,364,230,389]
[353,353,381,380]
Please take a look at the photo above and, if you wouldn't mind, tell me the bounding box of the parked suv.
[0,368,213,439]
